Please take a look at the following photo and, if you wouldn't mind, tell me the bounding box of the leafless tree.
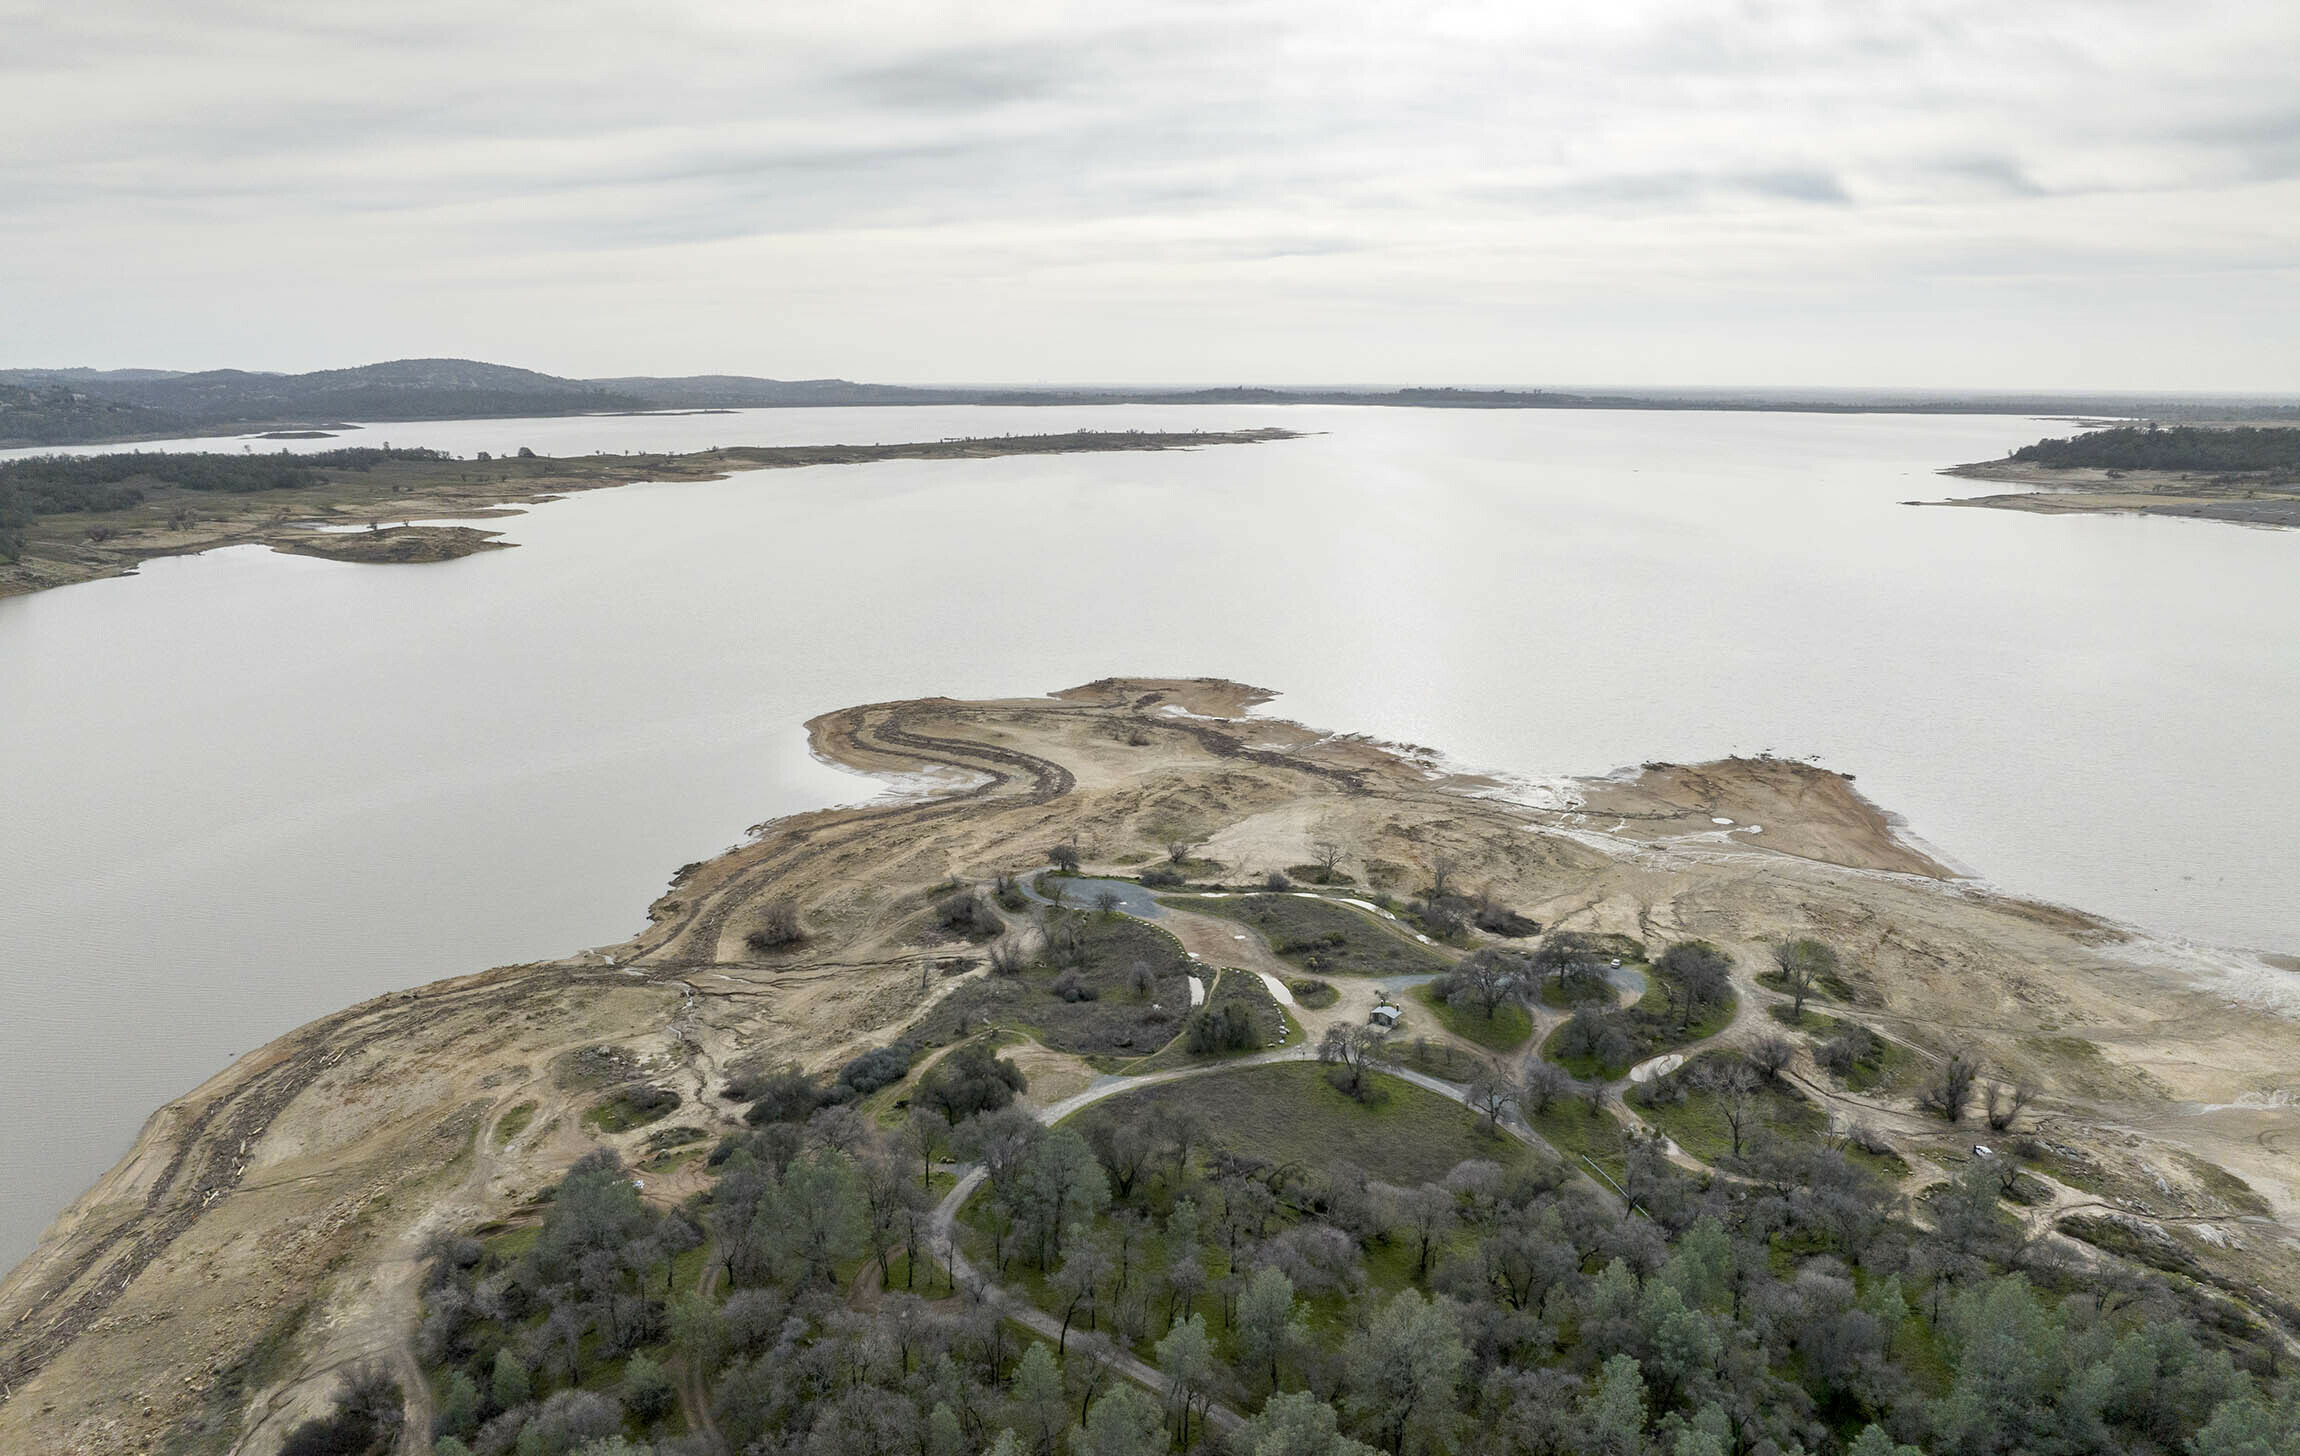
[1166,840,1195,866]
[1429,852,1460,900]
[1318,1024,1385,1098]
[1468,1073,1515,1131]
[1773,938,1839,1018]
[987,937,1029,975]
[1310,839,1345,881]
[1448,948,1523,1020]
[1983,1078,2036,1132]
[1749,1035,1796,1083]
[745,900,805,952]
[1520,1061,1574,1117]
[1095,889,1122,914]
[1921,1051,1982,1122]
[1718,1075,1761,1159]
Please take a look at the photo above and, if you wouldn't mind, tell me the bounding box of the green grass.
[1122,969,1296,1073]
[1758,967,1855,1004]
[495,1101,537,1144]
[582,1085,681,1134]
[1382,1037,1488,1083]
[912,911,1200,1057]
[1768,1004,1839,1033]
[1540,967,1736,1080]
[1412,984,1533,1051]
[1288,977,1339,1009]
[1630,1071,1824,1166]
[1064,1062,1528,1184]
[1525,1101,1630,1184]
[1159,894,1450,977]
[482,1223,540,1262]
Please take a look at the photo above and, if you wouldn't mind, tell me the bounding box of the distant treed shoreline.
[5,357,2297,451]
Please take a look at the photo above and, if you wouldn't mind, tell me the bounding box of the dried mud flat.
[3,677,2296,1453]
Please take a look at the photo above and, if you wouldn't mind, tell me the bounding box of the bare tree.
[1166,840,1195,866]
[1318,1024,1385,1098]
[1748,1035,1795,1083]
[1983,1078,2035,1132]
[1095,889,1122,915]
[1429,852,1460,900]
[988,937,1029,975]
[1713,1066,1761,1159]
[1310,839,1345,882]
[1396,1185,1458,1278]
[1447,948,1524,1020]
[1773,939,1839,1018]
[900,1106,950,1191]
[1520,1061,1574,1117]
[1920,1051,1982,1122]
[1468,1073,1514,1131]
[745,900,805,952]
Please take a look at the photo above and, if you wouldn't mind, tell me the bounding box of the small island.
[1934,423,2300,527]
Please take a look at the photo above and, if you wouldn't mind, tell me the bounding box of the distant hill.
[0,359,648,445]
[5,356,2295,446]
[0,382,192,448]
[60,358,647,422]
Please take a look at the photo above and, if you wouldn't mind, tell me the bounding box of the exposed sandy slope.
[1928,459,2300,528]
[2,677,2294,1453]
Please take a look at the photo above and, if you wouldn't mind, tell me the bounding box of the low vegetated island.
[4,679,2296,1456]
[1936,422,2300,528]
[0,428,1299,598]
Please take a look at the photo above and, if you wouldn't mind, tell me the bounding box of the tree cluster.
[2010,424,2300,474]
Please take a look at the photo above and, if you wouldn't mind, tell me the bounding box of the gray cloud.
[1,0,2295,388]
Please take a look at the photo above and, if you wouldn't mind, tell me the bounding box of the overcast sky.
[5,0,2296,389]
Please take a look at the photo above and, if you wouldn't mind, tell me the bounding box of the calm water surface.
[3,405,2295,1269]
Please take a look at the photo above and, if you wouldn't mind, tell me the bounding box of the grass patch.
[1382,1036,1489,1084]
[1288,977,1338,1009]
[1539,966,1735,1081]
[583,1084,681,1134]
[1758,966,1856,1004]
[494,1101,537,1144]
[1124,969,1297,1072]
[1526,1101,1630,1184]
[1161,894,1450,977]
[1284,864,1356,886]
[912,912,1198,1057]
[1628,1057,1825,1165]
[1412,984,1533,1051]
[1065,1062,1527,1184]
[1768,1004,1839,1033]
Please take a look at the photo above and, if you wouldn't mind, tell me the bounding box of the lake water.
[4,404,2295,1270]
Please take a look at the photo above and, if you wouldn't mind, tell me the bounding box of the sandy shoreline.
[1925,458,2300,528]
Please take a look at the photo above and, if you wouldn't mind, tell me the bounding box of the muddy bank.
[269,524,510,565]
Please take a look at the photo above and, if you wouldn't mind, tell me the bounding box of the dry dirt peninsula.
[3,679,2296,1453]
